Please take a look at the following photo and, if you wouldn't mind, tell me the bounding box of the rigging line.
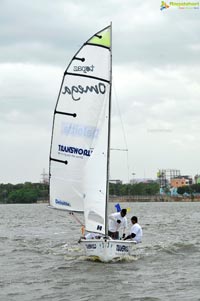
[69,212,84,226]
[111,148,128,151]
[112,80,130,184]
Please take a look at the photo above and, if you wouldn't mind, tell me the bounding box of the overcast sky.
[1,0,200,184]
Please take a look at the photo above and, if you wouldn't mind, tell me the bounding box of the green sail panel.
[88,28,110,48]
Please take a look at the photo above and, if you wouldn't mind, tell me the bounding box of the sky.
[1,0,200,184]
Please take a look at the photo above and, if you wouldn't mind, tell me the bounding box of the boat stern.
[79,237,136,262]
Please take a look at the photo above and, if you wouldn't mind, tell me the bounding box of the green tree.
[8,189,38,203]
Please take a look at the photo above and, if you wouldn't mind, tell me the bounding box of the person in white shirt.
[124,216,142,243]
[108,209,127,239]
[78,232,102,243]
[84,233,102,239]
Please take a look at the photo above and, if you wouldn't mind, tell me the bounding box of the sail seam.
[65,72,110,84]
[85,43,110,50]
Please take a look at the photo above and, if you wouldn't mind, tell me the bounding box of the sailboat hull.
[80,238,136,262]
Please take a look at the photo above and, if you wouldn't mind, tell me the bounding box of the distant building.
[109,179,123,184]
[130,178,155,184]
[170,187,178,196]
[157,169,180,189]
[170,175,193,188]
[194,175,200,184]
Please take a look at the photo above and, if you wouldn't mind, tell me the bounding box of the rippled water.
[0,202,200,301]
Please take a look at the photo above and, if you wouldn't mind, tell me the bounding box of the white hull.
[80,238,136,262]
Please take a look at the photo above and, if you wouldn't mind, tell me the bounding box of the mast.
[105,22,112,236]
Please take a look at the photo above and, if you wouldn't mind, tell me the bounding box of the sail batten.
[64,72,110,83]
[50,158,68,164]
[55,111,76,117]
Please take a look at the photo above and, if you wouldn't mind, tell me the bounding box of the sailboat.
[49,24,136,262]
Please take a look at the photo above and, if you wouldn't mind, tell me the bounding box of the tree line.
[0,182,49,204]
[0,181,160,204]
[109,182,160,196]
[1,181,198,204]
[177,183,200,195]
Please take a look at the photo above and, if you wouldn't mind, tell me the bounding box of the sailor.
[84,232,102,239]
[78,232,102,243]
[124,216,142,243]
[108,208,127,239]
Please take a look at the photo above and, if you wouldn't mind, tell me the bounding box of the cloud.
[0,0,200,183]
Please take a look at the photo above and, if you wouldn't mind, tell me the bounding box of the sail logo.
[61,122,99,140]
[58,144,93,157]
[55,199,71,207]
[85,244,97,250]
[73,65,95,73]
[62,82,106,101]
[116,245,129,253]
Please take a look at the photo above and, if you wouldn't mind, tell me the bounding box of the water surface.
[0,202,199,301]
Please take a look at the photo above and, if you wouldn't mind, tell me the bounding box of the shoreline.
[109,195,200,202]
[1,195,200,205]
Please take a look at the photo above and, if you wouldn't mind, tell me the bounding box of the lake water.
[0,202,200,301]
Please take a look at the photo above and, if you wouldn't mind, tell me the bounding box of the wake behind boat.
[49,23,136,262]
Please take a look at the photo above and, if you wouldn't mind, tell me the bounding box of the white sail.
[49,26,111,214]
[83,87,110,234]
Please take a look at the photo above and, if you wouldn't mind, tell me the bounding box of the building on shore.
[157,169,181,189]
[130,178,155,184]
[109,179,123,184]
[170,175,193,188]
[194,174,200,184]
[157,169,195,196]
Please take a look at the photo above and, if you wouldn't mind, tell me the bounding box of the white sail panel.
[49,25,111,213]
[83,93,109,234]
[67,45,110,81]
[50,78,109,212]
[50,161,84,211]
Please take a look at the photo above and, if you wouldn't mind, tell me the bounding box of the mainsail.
[49,24,111,236]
